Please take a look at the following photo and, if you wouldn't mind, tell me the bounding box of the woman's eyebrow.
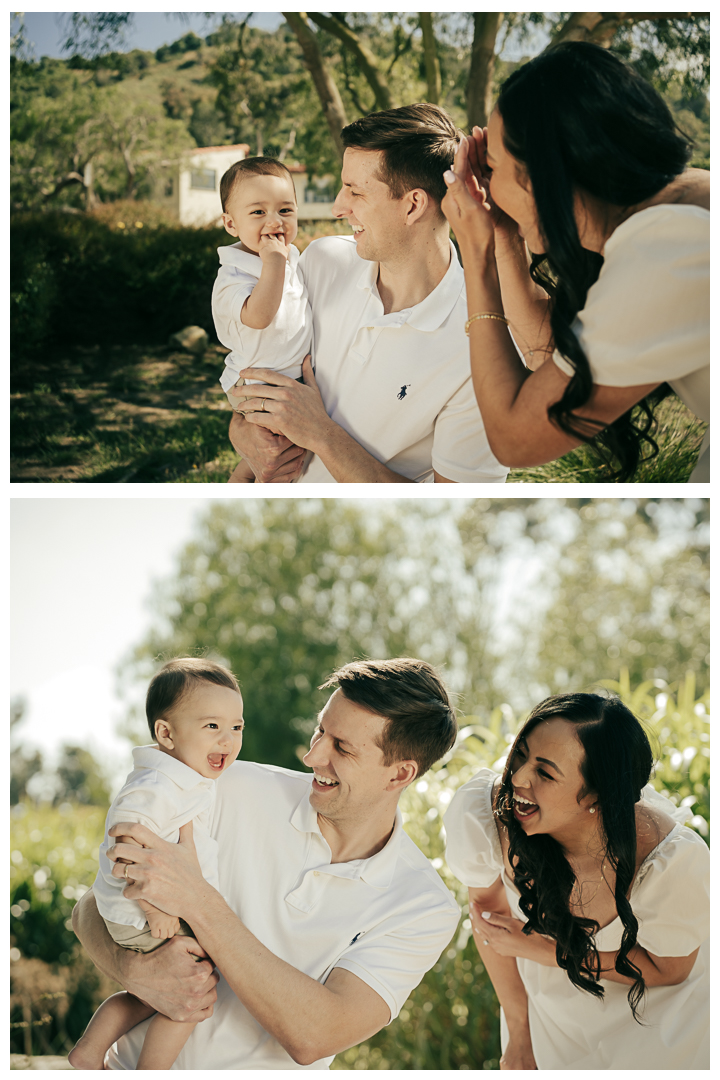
[536,756,564,776]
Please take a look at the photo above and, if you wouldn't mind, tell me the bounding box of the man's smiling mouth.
[313,774,339,788]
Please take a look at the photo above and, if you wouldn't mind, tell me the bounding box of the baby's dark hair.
[145,657,241,740]
[220,156,296,211]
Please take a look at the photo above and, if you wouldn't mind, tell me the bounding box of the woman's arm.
[480,910,700,987]
[467,882,537,1070]
[461,130,554,369]
[599,946,700,987]
[441,163,662,468]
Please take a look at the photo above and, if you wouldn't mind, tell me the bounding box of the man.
[227,104,508,483]
[73,659,460,1069]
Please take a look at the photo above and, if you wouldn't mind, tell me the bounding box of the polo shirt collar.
[290,787,404,889]
[356,242,464,333]
[217,241,261,274]
[132,744,214,791]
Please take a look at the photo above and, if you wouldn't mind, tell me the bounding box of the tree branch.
[283,13,347,159]
[308,13,396,111]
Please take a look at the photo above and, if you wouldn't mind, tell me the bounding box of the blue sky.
[18,12,285,60]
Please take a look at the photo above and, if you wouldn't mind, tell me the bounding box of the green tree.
[120,500,493,769]
[54,745,112,807]
[11,698,44,806]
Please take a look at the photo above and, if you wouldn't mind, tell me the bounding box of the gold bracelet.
[465,312,509,335]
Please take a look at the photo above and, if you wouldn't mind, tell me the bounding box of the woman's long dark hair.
[495,693,654,1020]
[497,42,693,481]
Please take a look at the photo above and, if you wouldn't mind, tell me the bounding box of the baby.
[212,156,313,483]
[68,657,244,1071]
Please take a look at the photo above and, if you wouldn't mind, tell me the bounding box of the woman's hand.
[442,135,497,257]
[500,1031,538,1070]
[471,906,557,966]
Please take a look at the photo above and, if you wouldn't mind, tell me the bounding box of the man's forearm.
[73,889,131,984]
[188,887,385,1064]
[310,420,416,483]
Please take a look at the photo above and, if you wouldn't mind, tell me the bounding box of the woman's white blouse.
[443,769,710,1069]
[551,203,710,480]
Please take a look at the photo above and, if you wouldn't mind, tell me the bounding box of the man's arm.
[106,822,394,1063]
[237,357,417,483]
[71,889,218,1022]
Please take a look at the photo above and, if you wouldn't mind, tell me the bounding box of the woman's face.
[485,109,544,253]
[510,717,596,840]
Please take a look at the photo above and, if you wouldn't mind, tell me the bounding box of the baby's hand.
[258,232,289,263]
[146,909,181,940]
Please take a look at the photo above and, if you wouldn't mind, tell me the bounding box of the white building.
[157,144,337,226]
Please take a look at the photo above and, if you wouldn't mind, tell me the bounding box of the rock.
[168,326,209,355]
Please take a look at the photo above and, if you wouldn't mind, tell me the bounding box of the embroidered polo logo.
[349,931,365,946]
[397,384,411,400]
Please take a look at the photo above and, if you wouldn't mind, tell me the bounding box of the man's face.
[303,689,402,825]
[332,148,407,262]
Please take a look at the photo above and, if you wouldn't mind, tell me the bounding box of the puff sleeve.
[443,769,504,887]
[630,825,710,957]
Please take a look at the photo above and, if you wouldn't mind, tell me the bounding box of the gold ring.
[261,398,267,412]
[124,864,130,880]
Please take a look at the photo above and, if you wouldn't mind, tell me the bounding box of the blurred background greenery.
[11,497,709,1064]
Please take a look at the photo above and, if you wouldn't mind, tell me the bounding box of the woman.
[441,43,709,481]
[443,694,709,1069]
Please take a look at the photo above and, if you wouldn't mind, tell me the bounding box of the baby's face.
[222,173,298,255]
[158,683,244,780]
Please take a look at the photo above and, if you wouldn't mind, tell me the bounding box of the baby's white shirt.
[93,745,221,930]
[212,242,313,389]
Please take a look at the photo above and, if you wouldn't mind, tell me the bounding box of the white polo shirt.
[107,761,459,1071]
[94,746,220,930]
[296,235,508,484]
[213,242,313,389]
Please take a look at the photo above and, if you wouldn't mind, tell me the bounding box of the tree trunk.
[466,13,504,129]
[309,13,396,111]
[83,159,97,210]
[552,12,695,48]
[283,12,348,160]
[419,13,441,104]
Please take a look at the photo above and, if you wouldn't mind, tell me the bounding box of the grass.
[507,395,707,483]
[11,339,705,484]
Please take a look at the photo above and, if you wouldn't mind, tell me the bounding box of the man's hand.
[107,821,211,923]
[239,355,336,453]
[71,890,218,1024]
[228,412,306,482]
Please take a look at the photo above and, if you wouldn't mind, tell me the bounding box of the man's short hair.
[320,658,457,777]
[146,657,240,740]
[220,156,296,212]
[341,103,460,207]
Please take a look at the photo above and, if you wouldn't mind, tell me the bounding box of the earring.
[589,807,596,814]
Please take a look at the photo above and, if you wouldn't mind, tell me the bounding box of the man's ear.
[154,719,174,750]
[387,760,419,791]
[404,187,431,225]
[222,211,239,237]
